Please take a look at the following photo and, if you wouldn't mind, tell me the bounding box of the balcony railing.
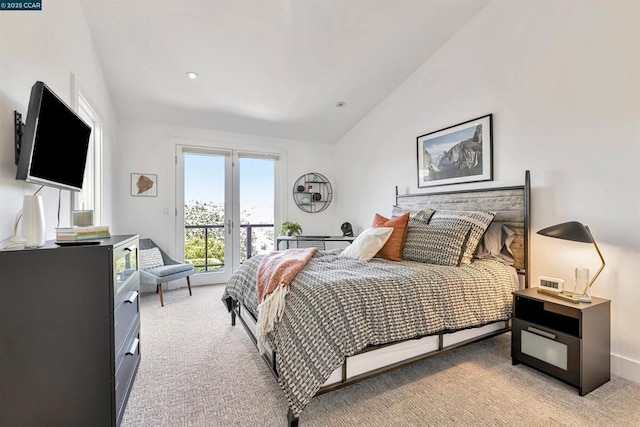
[184,223,274,272]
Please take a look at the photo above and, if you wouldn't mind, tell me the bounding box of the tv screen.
[16,81,92,192]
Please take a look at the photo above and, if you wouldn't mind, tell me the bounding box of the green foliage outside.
[184,201,225,270]
[184,200,274,270]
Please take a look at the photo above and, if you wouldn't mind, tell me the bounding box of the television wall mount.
[15,110,24,166]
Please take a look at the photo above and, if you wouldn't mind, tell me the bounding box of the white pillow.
[139,247,164,270]
[339,227,394,262]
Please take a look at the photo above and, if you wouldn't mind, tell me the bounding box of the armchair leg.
[157,283,164,307]
[186,276,192,296]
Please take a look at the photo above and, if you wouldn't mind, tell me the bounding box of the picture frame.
[417,114,493,188]
[131,173,157,197]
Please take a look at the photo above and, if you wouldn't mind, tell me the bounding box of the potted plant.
[280,221,302,236]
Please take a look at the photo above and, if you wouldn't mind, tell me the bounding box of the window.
[75,92,103,224]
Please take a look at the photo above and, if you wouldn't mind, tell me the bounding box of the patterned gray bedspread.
[221,248,517,416]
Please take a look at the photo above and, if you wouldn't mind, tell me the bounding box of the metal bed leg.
[231,309,236,326]
[287,408,299,427]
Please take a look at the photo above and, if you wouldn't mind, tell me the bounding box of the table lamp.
[537,221,605,303]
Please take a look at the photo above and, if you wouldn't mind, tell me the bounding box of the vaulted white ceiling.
[82,1,489,144]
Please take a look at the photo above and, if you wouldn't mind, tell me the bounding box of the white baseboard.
[189,274,224,286]
[611,353,640,384]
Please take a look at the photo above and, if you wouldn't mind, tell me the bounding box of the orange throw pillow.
[372,212,410,261]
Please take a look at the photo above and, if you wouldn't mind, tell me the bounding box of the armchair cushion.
[146,263,194,278]
[139,247,164,270]
[139,264,195,286]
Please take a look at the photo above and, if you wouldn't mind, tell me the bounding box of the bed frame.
[228,170,531,426]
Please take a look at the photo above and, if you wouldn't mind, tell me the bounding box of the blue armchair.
[139,238,195,307]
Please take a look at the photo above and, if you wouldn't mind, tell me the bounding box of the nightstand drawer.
[522,329,567,369]
[512,318,580,386]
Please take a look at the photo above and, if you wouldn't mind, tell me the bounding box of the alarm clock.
[538,276,565,293]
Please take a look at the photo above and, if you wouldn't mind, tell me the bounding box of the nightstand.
[511,288,610,396]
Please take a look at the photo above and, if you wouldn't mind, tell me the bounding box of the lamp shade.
[537,221,593,243]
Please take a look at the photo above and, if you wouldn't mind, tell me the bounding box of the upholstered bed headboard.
[396,170,530,288]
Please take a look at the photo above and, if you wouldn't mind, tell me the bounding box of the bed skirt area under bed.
[226,297,510,426]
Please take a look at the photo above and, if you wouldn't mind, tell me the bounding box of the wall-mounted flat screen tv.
[16,81,92,192]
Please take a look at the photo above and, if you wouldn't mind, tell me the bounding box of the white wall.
[115,120,337,264]
[0,3,119,243]
[334,1,640,382]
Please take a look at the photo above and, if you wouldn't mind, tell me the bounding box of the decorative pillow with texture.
[402,220,472,266]
[475,222,516,266]
[372,212,410,261]
[428,210,496,265]
[390,207,435,222]
[339,227,394,262]
[139,247,164,270]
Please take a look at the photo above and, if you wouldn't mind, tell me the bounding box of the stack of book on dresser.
[55,225,110,243]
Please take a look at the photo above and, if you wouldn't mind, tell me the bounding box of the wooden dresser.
[0,235,141,426]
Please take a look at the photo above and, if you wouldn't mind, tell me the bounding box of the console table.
[277,235,355,250]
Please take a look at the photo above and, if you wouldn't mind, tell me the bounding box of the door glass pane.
[239,157,274,263]
[184,153,226,272]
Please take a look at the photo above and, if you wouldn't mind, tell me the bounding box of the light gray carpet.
[122,284,640,427]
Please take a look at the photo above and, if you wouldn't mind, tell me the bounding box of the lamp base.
[574,294,592,303]
[22,195,46,248]
[536,288,592,304]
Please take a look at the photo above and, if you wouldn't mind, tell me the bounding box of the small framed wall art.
[417,114,493,188]
[131,173,157,197]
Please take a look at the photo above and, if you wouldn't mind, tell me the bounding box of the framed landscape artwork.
[131,173,157,197]
[417,114,493,188]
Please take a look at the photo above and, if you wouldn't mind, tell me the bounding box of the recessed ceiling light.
[336,101,346,108]
[186,71,199,80]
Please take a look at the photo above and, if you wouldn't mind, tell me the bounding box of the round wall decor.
[293,172,333,213]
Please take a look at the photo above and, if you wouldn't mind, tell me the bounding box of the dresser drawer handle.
[126,291,139,304]
[126,337,139,355]
[527,326,556,340]
[125,245,137,252]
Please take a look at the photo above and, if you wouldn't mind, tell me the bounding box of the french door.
[175,145,279,285]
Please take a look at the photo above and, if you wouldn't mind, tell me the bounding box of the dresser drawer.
[114,288,140,354]
[115,323,141,424]
[114,238,138,297]
[114,269,139,311]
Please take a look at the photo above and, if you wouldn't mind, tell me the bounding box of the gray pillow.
[475,222,516,265]
[390,207,435,222]
[428,210,496,265]
[402,220,471,266]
